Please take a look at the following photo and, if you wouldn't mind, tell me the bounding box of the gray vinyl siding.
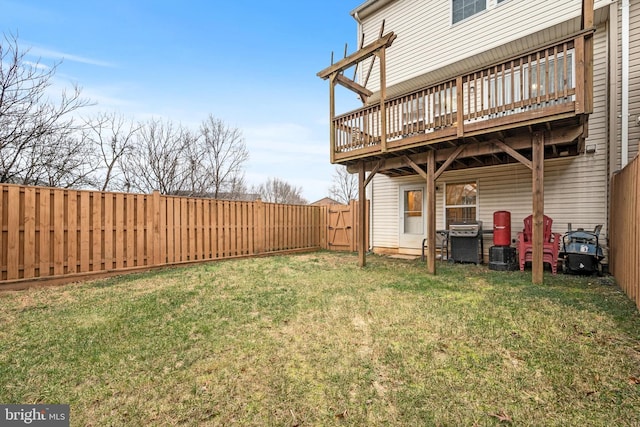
[358,0,610,94]
[370,26,609,254]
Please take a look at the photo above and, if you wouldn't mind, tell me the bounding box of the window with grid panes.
[445,182,477,229]
[452,0,486,24]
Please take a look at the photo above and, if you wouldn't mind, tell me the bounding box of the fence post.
[6,186,20,279]
[351,199,358,253]
[320,205,328,249]
[255,199,265,255]
[152,190,161,266]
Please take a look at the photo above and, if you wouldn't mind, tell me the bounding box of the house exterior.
[318,0,638,279]
[310,197,345,206]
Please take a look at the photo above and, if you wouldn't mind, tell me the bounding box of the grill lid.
[449,221,483,237]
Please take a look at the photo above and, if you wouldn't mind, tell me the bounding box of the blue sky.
[0,0,364,202]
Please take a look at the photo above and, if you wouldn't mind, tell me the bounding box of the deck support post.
[358,160,367,267]
[426,150,436,274]
[532,131,545,284]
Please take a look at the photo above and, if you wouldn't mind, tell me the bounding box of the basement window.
[452,0,486,24]
[445,182,477,229]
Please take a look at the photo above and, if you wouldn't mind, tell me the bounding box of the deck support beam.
[435,145,465,180]
[532,131,545,284]
[492,139,533,170]
[403,156,428,180]
[363,160,383,188]
[346,124,584,174]
[426,151,436,274]
[358,161,367,267]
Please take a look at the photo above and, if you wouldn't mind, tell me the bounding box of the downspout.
[621,0,630,167]
[353,10,362,25]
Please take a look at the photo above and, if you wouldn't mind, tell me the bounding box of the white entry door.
[399,185,426,249]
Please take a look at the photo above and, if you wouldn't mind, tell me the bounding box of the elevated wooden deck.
[317,2,595,285]
[325,31,593,175]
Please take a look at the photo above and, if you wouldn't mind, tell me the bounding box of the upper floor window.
[452,0,486,24]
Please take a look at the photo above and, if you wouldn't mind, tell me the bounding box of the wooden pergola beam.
[329,73,336,164]
[335,74,373,100]
[317,32,397,79]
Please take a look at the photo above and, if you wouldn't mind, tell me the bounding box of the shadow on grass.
[372,255,639,336]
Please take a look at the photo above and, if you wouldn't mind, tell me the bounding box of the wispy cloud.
[244,123,327,158]
[23,60,50,71]
[28,46,116,68]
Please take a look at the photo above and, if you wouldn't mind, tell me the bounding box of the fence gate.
[326,201,367,252]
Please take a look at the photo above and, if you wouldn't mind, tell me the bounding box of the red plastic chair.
[517,215,561,274]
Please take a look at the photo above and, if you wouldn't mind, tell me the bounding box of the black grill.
[449,221,483,264]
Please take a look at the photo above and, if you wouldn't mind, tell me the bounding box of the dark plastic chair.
[421,230,449,262]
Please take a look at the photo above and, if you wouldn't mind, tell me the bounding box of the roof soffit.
[351,0,399,21]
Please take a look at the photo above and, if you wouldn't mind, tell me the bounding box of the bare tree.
[120,115,250,197]
[329,165,358,204]
[254,177,307,204]
[225,174,249,200]
[83,112,140,191]
[197,114,249,198]
[0,33,91,184]
[30,133,95,188]
[122,118,195,194]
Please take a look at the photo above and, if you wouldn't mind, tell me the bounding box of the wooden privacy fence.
[610,154,640,310]
[0,184,338,288]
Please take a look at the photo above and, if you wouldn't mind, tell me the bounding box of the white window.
[452,0,486,24]
[445,182,477,229]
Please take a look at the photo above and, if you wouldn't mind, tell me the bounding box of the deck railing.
[333,32,590,159]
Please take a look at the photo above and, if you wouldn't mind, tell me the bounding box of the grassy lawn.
[1,252,639,426]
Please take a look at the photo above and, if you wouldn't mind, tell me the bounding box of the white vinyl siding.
[612,0,639,170]
[358,0,610,94]
[369,26,609,256]
[628,0,640,161]
[368,174,401,248]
